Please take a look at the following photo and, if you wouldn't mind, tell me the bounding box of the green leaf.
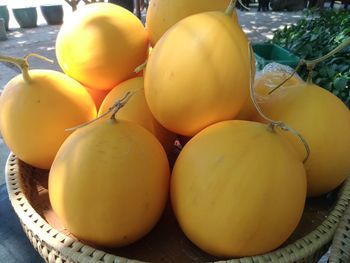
[338,64,349,72]
[319,68,328,77]
[271,9,350,106]
[334,77,348,91]
[324,82,333,91]
[327,66,336,78]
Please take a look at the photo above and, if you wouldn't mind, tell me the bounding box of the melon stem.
[225,0,237,16]
[248,42,275,125]
[0,54,53,83]
[270,37,350,93]
[306,68,314,84]
[247,42,310,163]
[226,0,249,15]
[305,37,350,68]
[66,91,135,131]
[304,37,350,84]
[110,91,133,121]
[134,59,148,74]
[268,61,303,95]
[0,55,31,82]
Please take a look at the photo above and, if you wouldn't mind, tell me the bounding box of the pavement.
[0,4,304,88]
[0,3,330,263]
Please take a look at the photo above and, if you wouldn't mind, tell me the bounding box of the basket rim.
[329,198,350,262]
[5,152,350,263]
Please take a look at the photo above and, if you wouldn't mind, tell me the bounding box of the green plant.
[272,10,350,107]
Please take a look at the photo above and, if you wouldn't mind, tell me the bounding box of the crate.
[253,43,300,71]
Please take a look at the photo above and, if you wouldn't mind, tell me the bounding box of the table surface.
[0,184,44,263]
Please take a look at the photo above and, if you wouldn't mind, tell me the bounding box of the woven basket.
[5,152,350,263]
[329,199,350,262]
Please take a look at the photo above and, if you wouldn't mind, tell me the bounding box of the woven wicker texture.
[329,200,350,263]
[5,153,350,263]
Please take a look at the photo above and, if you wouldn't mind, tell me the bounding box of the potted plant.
[40,4,64,25]
[0,5,9,31]
[12,6,37,28]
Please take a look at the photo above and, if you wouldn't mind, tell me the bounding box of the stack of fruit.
[0,0,350,259]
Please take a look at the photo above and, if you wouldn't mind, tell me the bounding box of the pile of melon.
[1,0,350,259]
